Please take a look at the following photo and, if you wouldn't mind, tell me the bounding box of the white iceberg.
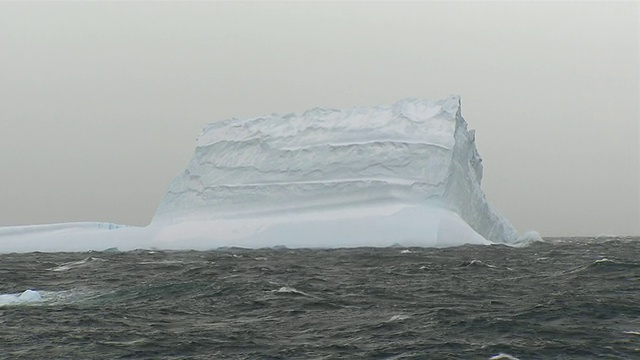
[0,289,42,305]
[150,95,518,249]
[0,95,521,252]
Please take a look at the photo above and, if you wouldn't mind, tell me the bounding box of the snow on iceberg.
[0,95,521,252]
[149,95,519,248]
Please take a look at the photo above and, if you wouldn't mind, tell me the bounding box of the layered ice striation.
[150,95,519,248]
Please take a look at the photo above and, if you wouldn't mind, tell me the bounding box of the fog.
[0,2,637,236]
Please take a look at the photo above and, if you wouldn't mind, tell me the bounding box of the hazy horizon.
[0,2,638,237]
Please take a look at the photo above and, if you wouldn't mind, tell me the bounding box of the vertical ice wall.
[151,95,519,247]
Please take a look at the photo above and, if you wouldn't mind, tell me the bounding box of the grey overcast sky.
[0,2,637,237]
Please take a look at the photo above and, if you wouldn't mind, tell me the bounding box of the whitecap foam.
[489,354,520,360]
[388,315,410,322]
[515,231,544,246]
[274,286,313,297]
[48,257,107,272]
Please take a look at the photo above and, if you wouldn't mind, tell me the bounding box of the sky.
[0,2,637,237]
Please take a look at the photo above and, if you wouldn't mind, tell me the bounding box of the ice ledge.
[150,204,491,249]
[0,222,127,237]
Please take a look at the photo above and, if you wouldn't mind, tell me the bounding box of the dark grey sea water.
[1,237,640,359]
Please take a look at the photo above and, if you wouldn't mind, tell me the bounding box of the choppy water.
[2,237,640,359]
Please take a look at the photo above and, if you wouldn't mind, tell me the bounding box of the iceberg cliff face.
[151,95,519,248]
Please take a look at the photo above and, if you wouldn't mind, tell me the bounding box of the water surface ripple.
[2,237,640,359]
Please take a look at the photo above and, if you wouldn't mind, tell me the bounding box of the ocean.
[2,237,639,359]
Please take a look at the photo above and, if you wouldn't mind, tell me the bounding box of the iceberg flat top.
[196,96,462,150]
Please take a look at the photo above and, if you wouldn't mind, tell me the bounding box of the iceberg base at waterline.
[150,203,492,249]
[0,204,494,252]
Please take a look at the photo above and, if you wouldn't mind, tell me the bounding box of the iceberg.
[150,95,519,249]
[0,290,42,305]
[0,95,521,252]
